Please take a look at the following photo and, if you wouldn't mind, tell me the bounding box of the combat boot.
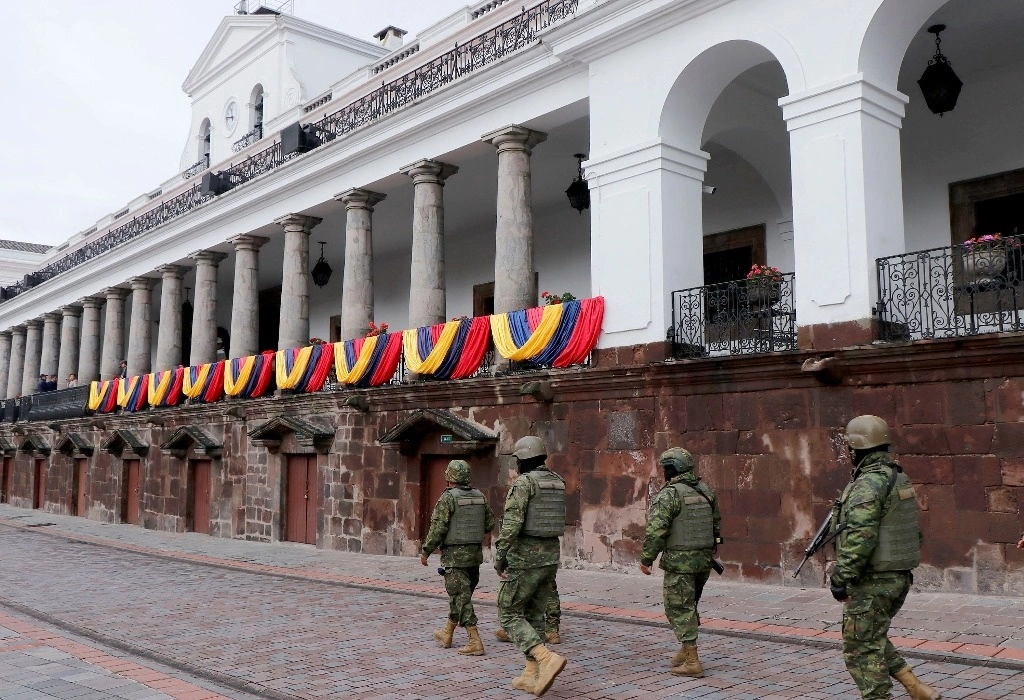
[511,659,538,693]
[893,667,942,700]
[495,628,512,642]
[433,620,456,648]
[544,630,561,644]
[528,644,566,697]
[670,643,705,678]
[670,644,687,667]
[458,626,485,656]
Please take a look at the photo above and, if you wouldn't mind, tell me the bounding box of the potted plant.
[745,264,783,307]
[962,233,1019,284]
[541,291,576,305]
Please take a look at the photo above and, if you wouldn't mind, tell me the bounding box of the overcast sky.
[0,0,473,248]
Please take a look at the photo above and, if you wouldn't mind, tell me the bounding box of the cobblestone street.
[2,509,1024,698]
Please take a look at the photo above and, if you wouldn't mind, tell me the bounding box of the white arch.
[858,0,951,90]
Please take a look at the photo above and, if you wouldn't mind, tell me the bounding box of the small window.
[199,118,212,163]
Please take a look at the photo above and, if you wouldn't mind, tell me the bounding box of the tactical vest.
[443,487,487,546]
[838,466,921,572]
[521,470,566,538]
[665,481,716,550]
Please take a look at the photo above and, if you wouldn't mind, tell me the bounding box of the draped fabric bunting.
[88,379,120,414]
[276,344,334,392]
[402,316,491,380]
[333,333,403,387]
[117,374,150,413]
[490,296,605,367]
[148,368,184,408]
[183,361,225,403]
[225,351,276,398]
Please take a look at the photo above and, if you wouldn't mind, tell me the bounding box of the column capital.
[59,305,83,318]
[274,213,323,234]
[41,311,62,322]
[128,276,154,291]
[335,189,387,211]
[586,140,709,187]
[10,325,26,335]
[189,250,229,266]
[481,125,547,154]
[156,264,187,278]
[230,234,271,252]
[79,295,105,309]
[25,319,42,329]
[779,75,908,131]
[101,287,129,300]
[400,160,459,186]
[0,330,11,339]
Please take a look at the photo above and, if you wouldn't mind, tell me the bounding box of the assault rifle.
[792,503,844,578]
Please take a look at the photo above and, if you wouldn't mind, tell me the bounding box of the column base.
[592,341,669,369]
[796,319,877,351]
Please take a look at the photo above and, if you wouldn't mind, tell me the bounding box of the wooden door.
[73,458,88,516]
[32,460,46,509]
[123,459,140,525]
[285,455,317,544]
[190,460,212,535]
[1,457,11,503]
[420,457,451,540]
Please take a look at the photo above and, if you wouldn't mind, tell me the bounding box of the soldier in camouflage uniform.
[640,447,721,678]
[494,585,561,644]
[421,459,496,656]
[830,416,941,700]
[495,435,567,697]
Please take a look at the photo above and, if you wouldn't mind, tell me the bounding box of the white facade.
[1,0,1021,382]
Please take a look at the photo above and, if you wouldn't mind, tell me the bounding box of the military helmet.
[659,447,695,473]
[845,415,891,450]
[444,459,472,486]
[512,435,547,460]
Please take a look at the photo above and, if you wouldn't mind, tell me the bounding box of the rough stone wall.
[7,454,34,509]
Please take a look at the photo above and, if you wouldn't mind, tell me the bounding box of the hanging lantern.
[565,153,590,214]
[182,286,193,317]
[918,24,963,117]
[311,241,333,287]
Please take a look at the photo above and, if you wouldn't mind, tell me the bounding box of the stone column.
[400,161,458,328]
[155,265,186,371]
[126,277,154,376]
[189,251,227,365]
[78,297,104,383]
[40,312,61,378]
[229,235,269,358]
[7,327,25,398]
[274,214,322,351]
[336,189,386,341]
[481,125,547,314]
[0,331,11,398]
[100,287,128,380]
[22,319,42,396]
[56,306,82,386]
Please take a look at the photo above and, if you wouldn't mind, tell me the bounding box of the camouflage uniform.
[495,465,563,656]
[641,471,721,644]
[831,450,921,700]
[421,479,496,628]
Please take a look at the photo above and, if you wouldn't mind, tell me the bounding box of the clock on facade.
[224,101,239,135]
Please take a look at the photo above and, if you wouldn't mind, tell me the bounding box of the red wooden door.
[1,457,11,503]
[74,458,88,516]
[285,455,317,544]
[124,460,140,525]
[32,460,46,509]
[190,460,211,535]
[421,458,451,540]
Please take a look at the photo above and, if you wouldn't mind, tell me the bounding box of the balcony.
[669,274,797,359]
[876,235,1024,341]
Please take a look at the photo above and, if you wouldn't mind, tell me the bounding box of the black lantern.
[917,24,963,117]
[182,286,193,318]
[311,241,333,287]
[565,153,590,214]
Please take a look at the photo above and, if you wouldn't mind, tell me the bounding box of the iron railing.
[670,274,797,359]
[231,125,264,153]
[0,0,580,304]
[181,155,210,179]
[26,386,90,421]
[876,236,1024,341]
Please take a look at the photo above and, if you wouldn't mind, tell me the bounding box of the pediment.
[183,16,276,93]
[248,415,333,454]
[161,426,223,460]
[19,434,51,456]
[101,430,149,457]
[0,436,16,455]
[377,409,497,453]
[56,433,94,456]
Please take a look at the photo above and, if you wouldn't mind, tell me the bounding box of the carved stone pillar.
[275,214,322,351]
[56,306,82,386]
[78,297,104,383]
[189,251,227,365]
[0,331,11,398]
[7,326,25,397]
[401,160,458,328]
[22,319,43,396]
[40,312,61,378]
[229,235,269,358]
[336,190,386,341]
[100,287,128,380]
[126,277,154,376]
[155,265,186,371]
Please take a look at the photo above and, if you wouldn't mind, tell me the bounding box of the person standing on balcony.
[495,435,567,697]
[36,374,47,393]
[830,415,940,700]
[118,360,127,379]
[420,459,495,657]
[640,447,721,678]
[66,374,78,388]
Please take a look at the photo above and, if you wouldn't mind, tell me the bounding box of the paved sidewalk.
[3,504,1024,671]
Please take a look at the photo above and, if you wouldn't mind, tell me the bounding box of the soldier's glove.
[830,583,849,602]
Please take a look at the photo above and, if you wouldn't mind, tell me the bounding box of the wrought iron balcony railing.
[876,236,1024,341]
[27,386,90,422]
[181,155,210,180]
[669,274,797,359]
[231,125,263,153]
